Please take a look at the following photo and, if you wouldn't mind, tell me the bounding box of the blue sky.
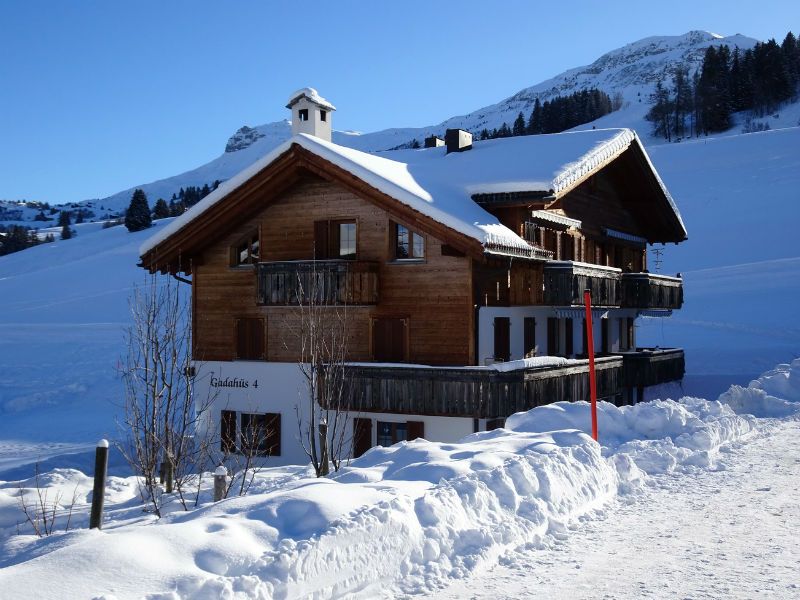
[1,1,797,204]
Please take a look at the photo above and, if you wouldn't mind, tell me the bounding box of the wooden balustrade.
[256,260,379,306]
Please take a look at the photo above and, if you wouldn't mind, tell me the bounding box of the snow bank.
[1,370,774,599]
[718,358,800,418]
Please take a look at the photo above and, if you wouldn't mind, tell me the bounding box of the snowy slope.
[1,127,798,477]
[638,127,800,394]
[14,30,759,220]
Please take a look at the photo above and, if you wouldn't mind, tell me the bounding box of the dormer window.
[232,231,260,266]
[393,223,425,260]
[298,108,309,121]
[320,110,327,122]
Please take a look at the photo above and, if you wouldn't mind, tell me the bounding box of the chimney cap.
[445,129,473,154]
[286,87,337,111]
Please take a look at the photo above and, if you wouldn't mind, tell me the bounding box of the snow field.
[2,359,798,598]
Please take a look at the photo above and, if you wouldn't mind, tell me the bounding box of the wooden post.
[89,439,109,530]
[164,458,174,494]
[583,290,599,442]
[213,465,227,502]
[319,419,330,476]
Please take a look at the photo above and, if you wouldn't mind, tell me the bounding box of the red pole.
[584,289,598,442]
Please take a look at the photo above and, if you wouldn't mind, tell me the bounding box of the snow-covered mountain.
[14,30,761,220]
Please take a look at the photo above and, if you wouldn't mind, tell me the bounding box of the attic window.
[298,108,309,122]
[320,110,327,122]
[394,223,425,260]
[232,231,260,267]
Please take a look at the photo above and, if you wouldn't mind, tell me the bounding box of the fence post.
[583,290,599,442]
[213,466,227,502]
[89,439,109,530]
[319,419,330,476]
[164,458,174,494]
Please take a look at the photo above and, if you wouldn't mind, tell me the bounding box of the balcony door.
[372,317,407,362]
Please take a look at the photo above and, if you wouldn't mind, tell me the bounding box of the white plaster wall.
[477,306,641,361]
[194,361,310,467]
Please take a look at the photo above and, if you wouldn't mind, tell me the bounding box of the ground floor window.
[376,420,424,447]
[219,409,280,456]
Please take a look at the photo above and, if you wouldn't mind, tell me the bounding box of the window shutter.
[493,317,510,362]
[565,318,574,357]
[407,420,425,441]
[236,318,265,360]
[220,410,236,453]
[314,220,329,260]
[353,418,373,457]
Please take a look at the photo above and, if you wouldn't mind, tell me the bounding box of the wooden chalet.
[140,88,687,463]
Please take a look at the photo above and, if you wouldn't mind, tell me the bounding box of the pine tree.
[60,223,73,240]
[124,189,152,232]
[153,198,170,219]
[512,111,526,136]
[646,79,674,141]
[57,210,71,228]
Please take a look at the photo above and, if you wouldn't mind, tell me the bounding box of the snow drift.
[6,358,800,599]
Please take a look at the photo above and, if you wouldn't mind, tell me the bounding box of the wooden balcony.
[543,261,621,307]
[339,356,623,419]
[621,273,683,310]
[256,260,379,306]
[614,347,685,388]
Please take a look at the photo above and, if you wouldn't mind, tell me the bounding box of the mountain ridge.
[0,30,765,221]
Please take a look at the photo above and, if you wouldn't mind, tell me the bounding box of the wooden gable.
[139,143,485,274]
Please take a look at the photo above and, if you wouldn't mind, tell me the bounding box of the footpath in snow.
[0,360,798,599]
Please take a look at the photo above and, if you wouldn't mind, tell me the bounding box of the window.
[235,318,265,360]
[320,110,327,122]
[377,421,406,447]
[314,219,357,260]
[239,412,281,456]
[376,421,423,447]
[298,108,309,121]
[338,222,356,259]
[232,231,260,266]
[394,223,425,259]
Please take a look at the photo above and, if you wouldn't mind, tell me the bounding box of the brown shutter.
[547,317,559,356]
[601,318,609,354]
[493,317,510,362]
[407,420,425,441]
[314,220,329,259]
[221,410,236,453]
[236,318,265,360]
[582,318,588,356]
[353,418,373,458]
[373,318,407,362]
[265,412,281,456]
[565,318,574,357]
[523,317,536,357]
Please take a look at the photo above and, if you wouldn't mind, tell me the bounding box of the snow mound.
[718,358,800,418]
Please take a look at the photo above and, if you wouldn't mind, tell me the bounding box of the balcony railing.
[543,261,621,307]
[339,356,623,419]
[614,347,685,388]
[256,260,379,306]
[621,273,683,310]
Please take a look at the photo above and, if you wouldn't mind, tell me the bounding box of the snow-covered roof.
[141,128,679,257]
[286,87,337,111]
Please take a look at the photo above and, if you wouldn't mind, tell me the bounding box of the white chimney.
[286,87,336,142]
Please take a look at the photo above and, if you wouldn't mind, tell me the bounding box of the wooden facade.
[139,135,686,416]
[192,175,474,366]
